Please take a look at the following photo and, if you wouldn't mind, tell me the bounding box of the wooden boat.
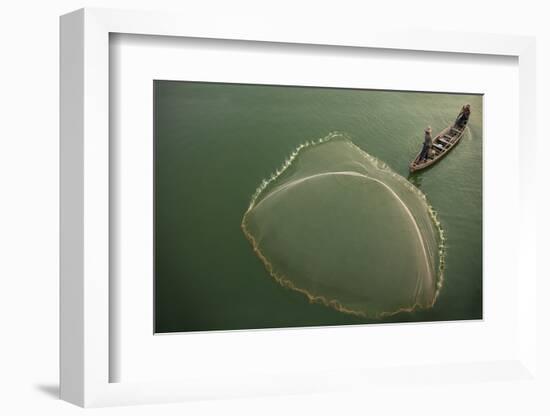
[409,118,468,173]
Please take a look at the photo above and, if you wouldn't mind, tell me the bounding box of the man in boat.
[419,126,432,161]
[454,104,471,128]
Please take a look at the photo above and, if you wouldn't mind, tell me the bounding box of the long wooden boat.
[409,122,467,173]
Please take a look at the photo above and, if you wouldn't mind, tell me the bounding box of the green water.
[154,80,482,333]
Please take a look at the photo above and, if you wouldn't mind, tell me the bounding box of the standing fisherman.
[455,104,471,128]
[419,126,432,161]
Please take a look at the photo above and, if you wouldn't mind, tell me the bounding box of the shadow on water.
[408,172,424,189]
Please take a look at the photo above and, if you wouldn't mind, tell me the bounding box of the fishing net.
[242,132,444,318]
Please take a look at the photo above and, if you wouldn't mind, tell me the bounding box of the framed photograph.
[60,8,540,408]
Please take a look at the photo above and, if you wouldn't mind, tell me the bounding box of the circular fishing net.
[242,133,444,318]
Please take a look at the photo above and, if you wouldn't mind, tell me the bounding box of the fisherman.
[454,104,471,128]
[419,126,432,161]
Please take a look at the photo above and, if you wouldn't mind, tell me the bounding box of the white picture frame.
[60,8,539,408]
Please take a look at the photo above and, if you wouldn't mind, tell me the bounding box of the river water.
[154,80,482,332]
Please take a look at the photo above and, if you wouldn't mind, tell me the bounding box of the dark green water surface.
[154,81,482,332]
